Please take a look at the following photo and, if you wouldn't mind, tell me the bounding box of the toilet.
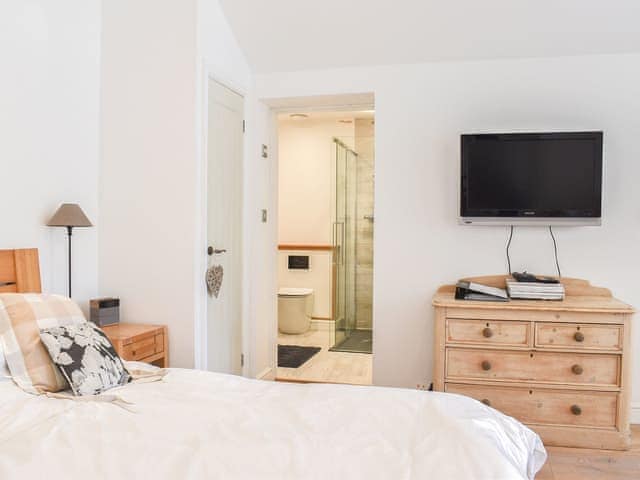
[278,288,314,334]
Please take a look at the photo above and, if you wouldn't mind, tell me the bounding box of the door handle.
[333,222,345,265]
[340,222,345,265]
[208,246,227,256]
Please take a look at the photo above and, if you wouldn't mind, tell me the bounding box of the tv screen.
[460,132,603,224]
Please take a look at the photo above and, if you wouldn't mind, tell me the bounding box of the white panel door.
[206,79,244,375]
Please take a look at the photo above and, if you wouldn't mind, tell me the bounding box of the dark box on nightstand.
[90,298,120,326]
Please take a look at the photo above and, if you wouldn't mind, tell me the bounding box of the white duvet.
[0,366,546,480]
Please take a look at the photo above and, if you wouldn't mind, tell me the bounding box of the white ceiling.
[219,0,640,73]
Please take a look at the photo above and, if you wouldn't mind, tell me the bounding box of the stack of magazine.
[506,279,565,300]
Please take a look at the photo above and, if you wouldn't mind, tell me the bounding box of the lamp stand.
[47,204,92,297]
[66,226,73,298]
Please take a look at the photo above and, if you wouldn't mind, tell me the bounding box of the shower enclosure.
[331,138,373,354]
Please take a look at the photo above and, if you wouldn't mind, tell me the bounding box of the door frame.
[267,95,375,378]
[195,60,249,375]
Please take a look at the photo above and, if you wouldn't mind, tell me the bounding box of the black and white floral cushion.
[39,322,131,396]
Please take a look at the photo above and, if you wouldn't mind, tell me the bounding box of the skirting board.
[632,402,640,425]
[311,319,334,331]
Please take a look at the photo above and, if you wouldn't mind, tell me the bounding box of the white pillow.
[0,341,11,381]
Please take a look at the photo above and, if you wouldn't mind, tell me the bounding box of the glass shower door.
[332,140,357,349]
[344,148,357,337]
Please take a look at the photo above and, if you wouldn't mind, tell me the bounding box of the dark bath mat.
[278,345,321,368]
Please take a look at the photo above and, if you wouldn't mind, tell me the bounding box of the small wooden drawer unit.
[433,276,633,450]
[535,323,623,351]
[103,323,168,368]
[446,319,531,347]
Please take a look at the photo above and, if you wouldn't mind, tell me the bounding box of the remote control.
[512,272,559,284]
[512,272,537,282]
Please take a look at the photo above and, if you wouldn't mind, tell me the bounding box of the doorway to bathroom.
[276,108,375,384]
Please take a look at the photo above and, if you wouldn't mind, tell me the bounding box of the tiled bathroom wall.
[355,119,374,330]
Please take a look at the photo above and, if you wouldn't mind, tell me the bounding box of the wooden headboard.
[0,249,42,293]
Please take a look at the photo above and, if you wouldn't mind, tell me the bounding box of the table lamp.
[47,203,93,298]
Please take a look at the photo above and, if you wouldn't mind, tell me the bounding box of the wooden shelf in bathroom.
[278,244,335,251]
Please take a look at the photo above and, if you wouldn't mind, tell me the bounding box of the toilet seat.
[278,288,314,334]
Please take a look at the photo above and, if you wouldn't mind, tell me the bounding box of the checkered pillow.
[0,293,87,394]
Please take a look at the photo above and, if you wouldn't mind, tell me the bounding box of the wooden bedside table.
[102,323,169,368]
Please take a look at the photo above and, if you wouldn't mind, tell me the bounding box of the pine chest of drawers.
[432,276,634,450]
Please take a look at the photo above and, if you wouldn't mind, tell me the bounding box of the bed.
[0,249,546,479]
[0,364,545,479]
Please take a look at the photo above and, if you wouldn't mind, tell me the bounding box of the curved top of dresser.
[433,275,634,313]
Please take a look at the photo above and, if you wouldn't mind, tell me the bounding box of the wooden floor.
[536,425,640,480]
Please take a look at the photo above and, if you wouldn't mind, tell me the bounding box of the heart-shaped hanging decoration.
[206,265,224,298]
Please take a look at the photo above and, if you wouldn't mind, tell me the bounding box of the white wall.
[0,0,100,308]
[100,0,275,376]
[198,0,252,92]
[278,118,355,244]
[100,0,199,368]
[256,54,640,406]
[245,102,278,379]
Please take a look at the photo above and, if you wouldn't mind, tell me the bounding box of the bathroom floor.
[276,326,372,385]
[330,329,373,353]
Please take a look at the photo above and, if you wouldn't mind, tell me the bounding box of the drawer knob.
[481,360,492,371]
[570,404,582,416]
[574,331,585,342]
[571,364,583,375]
[481,398,491,407]
[482,327,493,338]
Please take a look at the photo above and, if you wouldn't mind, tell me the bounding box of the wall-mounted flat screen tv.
[460,132,603,225]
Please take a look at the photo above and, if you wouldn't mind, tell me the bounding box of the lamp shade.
[47,204,93,227]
